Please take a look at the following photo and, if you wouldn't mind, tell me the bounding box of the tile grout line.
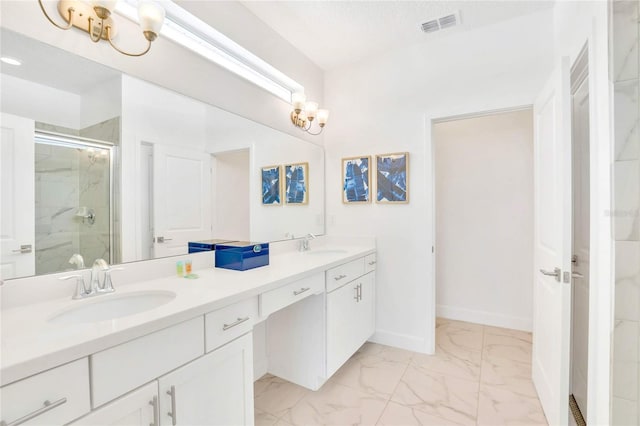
[373,357,413,426]
[476,325,487,425]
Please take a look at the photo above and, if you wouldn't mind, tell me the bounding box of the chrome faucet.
[90,258,111,294]
[299,233,317,252]
[59,259,122,300]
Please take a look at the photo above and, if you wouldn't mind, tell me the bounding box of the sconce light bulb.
[305,101,319,121]
[317,109,329,126]
[138,0,166,37]
[291,92,307,113]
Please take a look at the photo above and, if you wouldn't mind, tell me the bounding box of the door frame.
[422,32,612,424]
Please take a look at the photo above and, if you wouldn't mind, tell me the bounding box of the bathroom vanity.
[0,241,376,426]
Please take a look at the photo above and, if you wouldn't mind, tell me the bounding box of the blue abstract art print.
[342,156,371,203]
[285,162,309,205]
[261,165,281,205]
[376,152,409,203]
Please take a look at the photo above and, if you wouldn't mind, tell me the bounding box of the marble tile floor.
[254,318,547,426]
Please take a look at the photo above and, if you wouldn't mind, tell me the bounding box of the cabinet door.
[71,382,158,426]
[159,332,254,426]
[357,272,376,340]
[326,272,376,377]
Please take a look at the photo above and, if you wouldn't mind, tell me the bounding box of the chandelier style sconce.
[290,92,329,135]
[38,0,165,57]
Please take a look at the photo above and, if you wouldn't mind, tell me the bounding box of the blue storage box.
[188,239,237,254]
[215,242,269,271]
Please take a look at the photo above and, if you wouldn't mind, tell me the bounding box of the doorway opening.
[432,108,534,331]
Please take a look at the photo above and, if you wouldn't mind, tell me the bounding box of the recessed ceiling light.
[1,57,22,66]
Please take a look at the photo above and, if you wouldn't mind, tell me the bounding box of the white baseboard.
[436,304,532,331]
[370,329,429,354]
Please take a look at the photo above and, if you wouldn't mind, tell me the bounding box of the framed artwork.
[342,156,371,203]
[376,152,409,203]
[285,162,309,205]
[261,165,282,205]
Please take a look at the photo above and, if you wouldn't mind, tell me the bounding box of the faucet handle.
[100,267,124,293]
[59,274,91,299]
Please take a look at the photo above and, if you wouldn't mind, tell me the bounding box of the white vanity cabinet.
[0,358,91,426]
[158,333,254,426]
[264,253,377,389]
[326,272,375,376]
[71,382,158,426]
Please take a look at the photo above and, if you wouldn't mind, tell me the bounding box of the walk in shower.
[34,132,114,275]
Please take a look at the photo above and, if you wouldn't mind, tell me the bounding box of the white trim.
[369,330,426,354]
[436,304,532,332]
[582,21,613,426]
[115,0,303,102]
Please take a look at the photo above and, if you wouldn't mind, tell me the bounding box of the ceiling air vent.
[420,11,461,34]
[421,19,439,33]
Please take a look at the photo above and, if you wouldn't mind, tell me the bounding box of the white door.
[71,382,158,426]
[0,113,35,280]
[152,145,212,258]
[532,57,573,426]
[570,70,590,419]
[159,333,254,426]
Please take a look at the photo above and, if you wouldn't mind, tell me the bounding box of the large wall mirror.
[0,29,325,280]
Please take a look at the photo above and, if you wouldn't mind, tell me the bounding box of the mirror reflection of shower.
[34,132,114,275]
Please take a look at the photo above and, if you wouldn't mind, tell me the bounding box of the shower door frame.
[34,131,116,266]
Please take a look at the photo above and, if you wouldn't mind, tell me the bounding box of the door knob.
[571,272,584,279]
[539,267,561,282]
[156,236,173,243]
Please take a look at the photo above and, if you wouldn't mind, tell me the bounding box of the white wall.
[0,73,121,131]
[434,109,534,331]
[324,9,555,353]
[0,74,81,129]
[0,0,324,145]
[214,150,250,241]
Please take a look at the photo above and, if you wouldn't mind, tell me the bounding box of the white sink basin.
[48,291,176,325]
[305,249,349,256]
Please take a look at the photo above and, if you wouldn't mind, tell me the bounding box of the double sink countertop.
[1,243,375,387]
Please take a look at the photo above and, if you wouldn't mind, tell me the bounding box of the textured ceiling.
[241,1,555,71]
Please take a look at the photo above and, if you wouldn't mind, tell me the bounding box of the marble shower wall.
[34,143,81,275]
[79,117,120,265]
[611,1,640,425]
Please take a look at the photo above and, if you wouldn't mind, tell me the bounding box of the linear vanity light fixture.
[115,0,304,102]
[38,0,165,57]
[290,92,329,135]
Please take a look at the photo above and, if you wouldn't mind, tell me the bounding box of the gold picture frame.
[284,162,309,205]
[342,156,372,203]
[261,165,282,206]
[375,152,409,204]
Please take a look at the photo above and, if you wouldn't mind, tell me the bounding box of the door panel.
[532,58,572,426]
[152,145,212,258]
[0,113,35,280]
[571,74,590,418]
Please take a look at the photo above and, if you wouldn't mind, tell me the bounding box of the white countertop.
[0,244,375,387]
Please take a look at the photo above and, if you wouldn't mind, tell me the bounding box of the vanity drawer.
[91,317,204,408]
[364,253,377,273]
[260,273,324,317]
[206,297,258,352]
[0,358,90,426]
[326,258,365,292]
